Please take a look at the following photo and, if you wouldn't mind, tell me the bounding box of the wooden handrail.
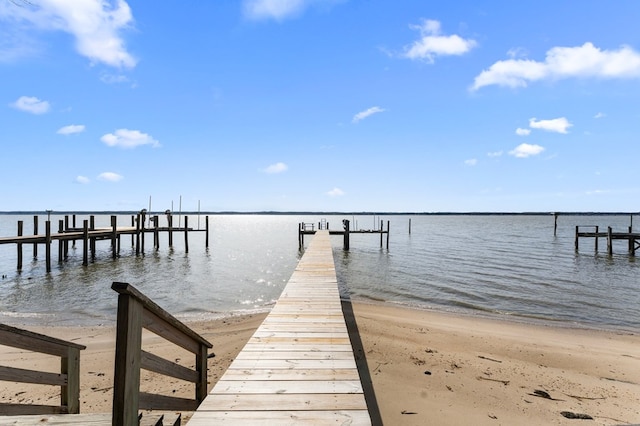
[0,323,86,415]
[111,282,213,426]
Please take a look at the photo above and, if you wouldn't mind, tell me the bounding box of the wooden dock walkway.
[187,230,372,425]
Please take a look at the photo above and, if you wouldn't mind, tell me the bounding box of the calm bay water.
[0,213,638,331]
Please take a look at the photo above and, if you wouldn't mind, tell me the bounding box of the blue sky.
[2,0,640,212]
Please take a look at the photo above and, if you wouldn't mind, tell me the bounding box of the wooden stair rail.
[0,323,86,415]
[111,282,213,426]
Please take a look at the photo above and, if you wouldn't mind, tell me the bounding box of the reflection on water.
[0,214,639,330]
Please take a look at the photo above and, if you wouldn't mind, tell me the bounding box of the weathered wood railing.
[111,282,213,426]
[0,324,86,415]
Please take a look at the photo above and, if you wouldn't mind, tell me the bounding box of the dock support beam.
[45,221,51,273]
[33,215,38,259]
[343,219,350,250]
[17,221,23,272]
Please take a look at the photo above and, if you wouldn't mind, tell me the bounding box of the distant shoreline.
[0,210,637,216]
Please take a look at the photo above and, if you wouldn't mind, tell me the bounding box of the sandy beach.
[1,302,639,425]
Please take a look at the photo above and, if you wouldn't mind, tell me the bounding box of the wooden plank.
[0,403,66,416]
[197,393,367,411]
[187,410,370,426]
[0,365,66,386]
[141,350,199,383]
[217,368,361,381]
[212,380,363,394]
[0,413,112,425]
[227,359,357,370]
[138,391,199,412]
[234,350,355,360]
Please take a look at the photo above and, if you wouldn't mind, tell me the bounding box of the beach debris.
[488,414,498,420]
[425,348,437,353]
[411,355,426,365]
[424,370,432,375]
[401,410,417,415]
[564,393,606,401]
[560,411,594,420]
[530,389,563,401]
[478,355,502,363]
[477,376,510,385]
[446,385,453,392]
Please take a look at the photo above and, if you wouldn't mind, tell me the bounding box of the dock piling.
[17,221,23,271]
[33,215,38,259]
[45,221,51,273]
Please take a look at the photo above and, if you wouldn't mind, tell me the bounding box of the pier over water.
[188,230,372,425]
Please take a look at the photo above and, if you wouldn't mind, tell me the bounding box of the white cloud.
[509,143,545,158]
[100,129,160,148]
[243,0,318,21]
[327,187,345,196]
[57,124,86,135]
[263,162,288,174]
[472,42,640,91]
[594,112,606,119]
[248,0,301,20]
[464,158,477,166]
[97,172,123,182]
[10,95,50,114]
[487,151,503,157]
[75,175,90,184]
[352,106,385,123]
[402,19,477,62]
[529,117,572,134]
[1,0,136,68]
[515,128,531,136]
[100,72,130,84]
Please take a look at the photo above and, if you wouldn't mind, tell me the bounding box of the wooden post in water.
[63,215,69,259]
[111,216,118,259]
[45,221,51,273]
[409,218,411,235]
[33,215,38,259]
[135,214,140,255]
[153,216,159,250]
[17,221,23,271]
[380,220,383,247]
[386,220,390,250]
[58,220,64,263]
[574,226,579,251]
[298,223,303,249]
[629,226,634,255]
[595,226,599,252]
[205,216,209,249]
[184,216,189,253]
[83,220,89,266]
[140,211,146,253]
[131,215,135,247]
[343,219,350,250]
[72,214,76,248]
[168,214,174,248]
[90,216,96,260]
[554,213,558,237]
[607,226,613,256]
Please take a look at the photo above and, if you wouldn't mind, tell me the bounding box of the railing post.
[607,226,613,256]
[113,292,144,426]
[196,345,208,403]
[61,346,82,414]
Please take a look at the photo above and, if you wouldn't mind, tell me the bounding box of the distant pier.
[0,212,209,273]
[298,219,390,250]
[575,225,640,256]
